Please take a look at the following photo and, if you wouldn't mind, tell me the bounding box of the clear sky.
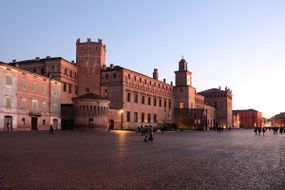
[1,0,285,118]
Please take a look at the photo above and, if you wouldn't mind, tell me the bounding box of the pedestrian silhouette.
[262,128,265,136]
[49,124,54,134]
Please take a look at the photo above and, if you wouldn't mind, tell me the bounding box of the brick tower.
[76,38,106,96]
[174,58,196,109]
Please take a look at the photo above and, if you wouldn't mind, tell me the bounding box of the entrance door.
[31,117,38,130]
[109,120,114,130]
[4,116,13,131]
[53,119,58,130]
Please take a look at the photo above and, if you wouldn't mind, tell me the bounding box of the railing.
[29,110,41,117]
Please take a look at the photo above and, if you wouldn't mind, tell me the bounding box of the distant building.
[271,112,285,128]
[1,38,233,130]
[233,109,263,128]
[198,87,233,128]
[0,62,61,131]
[11,57,77,104]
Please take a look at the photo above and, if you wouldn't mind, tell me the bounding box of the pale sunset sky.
[1,0,285,118]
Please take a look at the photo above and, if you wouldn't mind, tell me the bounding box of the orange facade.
[233,109,263,128]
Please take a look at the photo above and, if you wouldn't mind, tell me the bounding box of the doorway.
[109,120,114,130]
[31,117,38,130]
[53,119,58,130]
[4,116,13,131]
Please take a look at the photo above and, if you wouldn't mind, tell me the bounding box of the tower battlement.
[76,37,106,96]
[76,38,105,46]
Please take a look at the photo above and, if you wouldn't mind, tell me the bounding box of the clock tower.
[174,58,196,109]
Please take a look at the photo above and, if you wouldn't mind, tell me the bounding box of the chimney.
[76,38,80,44]
[71,60,75,64]
[46,56,51,59]
[171,81,173,86]
[163,79,166,83]
[35,57,40,60]
[12,59,16,63]
[110,64,114,69]
[102,64,107,70]
[153,68,158,80]
[87,38,91,42]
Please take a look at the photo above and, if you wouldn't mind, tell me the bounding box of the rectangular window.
[43,84,47,95]
[5,97,12,109]
[154,114,157,123]
[127,93,131,102]
[154,97,157,106]
[21,99,27,110]
[164,100,166,108]
[63,83,67,92]
[127,111,131,122]
[142,96,145,104]
[22,80,27,90]
[33,83,37,91]
[148,113,151,123]
[68,84,72,94]
[179,102,184,109]
[43,119,46,125]
[106,74,109,79]
[134,112,138,123]
[159,99,162,107]
[148,97,151,105]
[32,100,38,112]
[134,94,138,103]
[75,85,78,95]
[22,118,26,125]
[5,75,12,85]
[141,113,145,123]
[54,103,58,113]
[42,101,47,112]
[113,73,116,78]
[53,86,58,96]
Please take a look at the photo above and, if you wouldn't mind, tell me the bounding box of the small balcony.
[29,110,41,117]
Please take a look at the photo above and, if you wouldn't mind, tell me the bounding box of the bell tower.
[174,58,196,109]
[76,38,106,96]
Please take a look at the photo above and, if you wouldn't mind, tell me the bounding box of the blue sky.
[1,0,285,118]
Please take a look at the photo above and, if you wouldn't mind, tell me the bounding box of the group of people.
[137,125,154,142]
[254,127,266,136]
[254,127,285,136]
[272,127,285,135]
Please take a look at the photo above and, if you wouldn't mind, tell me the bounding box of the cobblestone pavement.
[1,129,285,190]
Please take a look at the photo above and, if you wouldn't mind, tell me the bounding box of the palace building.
[0,62,61,131]
[1,38,232,130]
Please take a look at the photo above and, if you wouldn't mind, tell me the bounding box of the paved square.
[0,129,285,189]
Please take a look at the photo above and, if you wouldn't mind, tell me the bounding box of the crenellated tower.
[76,38,106,96]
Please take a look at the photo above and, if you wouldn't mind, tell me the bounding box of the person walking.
[262,127,266,136]
[49,124,54,134]
[254,128,257,135]
[258,127,261,135]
